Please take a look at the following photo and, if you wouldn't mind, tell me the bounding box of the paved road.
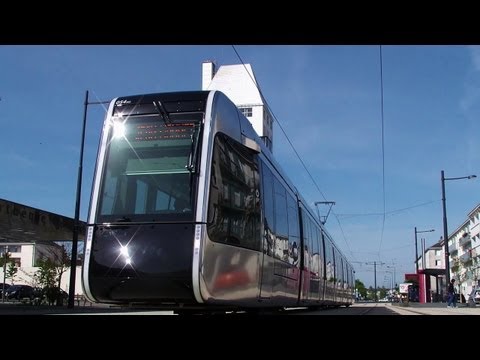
[1,301,479,315]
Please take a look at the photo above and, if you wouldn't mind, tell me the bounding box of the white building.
[0,240,63,268]
[0,198,86,296]
[0,240,83,294]
[416,239,445,299]
[448,204,480,299]
[202,61,274,152]
[412,204,480,302]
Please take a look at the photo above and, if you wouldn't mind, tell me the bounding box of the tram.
[82,90,355,312]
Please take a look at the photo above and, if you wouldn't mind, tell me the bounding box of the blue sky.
[1,45,479,288]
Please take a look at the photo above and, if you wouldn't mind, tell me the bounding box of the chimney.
[202,61,216,90]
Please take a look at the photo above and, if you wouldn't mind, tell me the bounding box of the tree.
[34,259,56,287]
[34,258,61,305]
[33,242,72,305]
[379,286,388,300]
[367,286,375,300]
[6,261,18,285]
[355,279,367,299]
[0,251,10,267]
[451,256,466,301]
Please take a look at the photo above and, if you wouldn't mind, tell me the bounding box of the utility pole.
[68,91,111,309]
[441,170,476,287]
[2,245,8,303]
[414,227,434,273]
[365,261,385,302]
[415,227,419,273]
[386,264,396,291]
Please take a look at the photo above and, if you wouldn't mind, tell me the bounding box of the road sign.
[399,283,411,294]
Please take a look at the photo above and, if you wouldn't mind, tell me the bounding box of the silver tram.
[82,90,355,312]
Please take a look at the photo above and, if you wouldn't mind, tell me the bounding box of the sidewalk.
[389,302,480,315]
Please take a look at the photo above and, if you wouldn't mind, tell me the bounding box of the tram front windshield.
[96,115,201,223]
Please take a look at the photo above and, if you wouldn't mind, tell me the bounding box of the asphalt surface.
[1,300,479,315]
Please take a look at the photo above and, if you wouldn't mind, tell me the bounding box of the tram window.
[318,230,325,278]
[100,168,118,215]
[311,226,319,275]
[155,191,174,211]
[262,163,274,256]
[325,241,334,282]
[134,179,148,214]
[273,177,288,261]
[286,194,300,265]
[273,178,288,237]
[96,116,198,222]
[207,133,261,251]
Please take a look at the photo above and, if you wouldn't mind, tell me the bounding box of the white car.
[468,288,480,304]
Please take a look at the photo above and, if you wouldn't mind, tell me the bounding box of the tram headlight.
[112,120,126,139]
[119,245,133,265]
[119,245,129,258]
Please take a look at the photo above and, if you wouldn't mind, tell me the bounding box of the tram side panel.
[259,160,301,306]
[201,132,263,303]
[298,205,325,306]
[198,92,263,306]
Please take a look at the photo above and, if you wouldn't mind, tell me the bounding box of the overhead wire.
[336,200,438,219]
[377,45,387,257]
[230,45,357,260]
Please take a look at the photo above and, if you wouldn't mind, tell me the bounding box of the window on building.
[435,260,441,266]
[261,136,272,151]
[0,245,21,255]
[239,107,252,117]
[9,245,21,253]
[435,250,441,256]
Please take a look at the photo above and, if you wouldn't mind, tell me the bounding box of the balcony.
[459,252,472,264]
[449,242,457,253]
[459,234,472,247]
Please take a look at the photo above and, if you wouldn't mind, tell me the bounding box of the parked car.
[5,285,34,300]
[0,283,11,297]
[474,289,480,304]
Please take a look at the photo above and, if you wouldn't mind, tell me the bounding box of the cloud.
[4,152,35,168]
[460,46,480,169]
[274,117,380,175]
[461,46,480,112]
[468,45,480,72]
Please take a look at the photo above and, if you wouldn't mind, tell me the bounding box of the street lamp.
[68,91,110,309]
[386,265,396,289]
[414,227,434,273]
[2,246,9,303]
[441,170,476,287]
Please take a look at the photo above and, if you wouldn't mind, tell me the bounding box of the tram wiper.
[185,123,201,174]
[186,133,195,173]
[152,100,171,124]
[114,216,132,223]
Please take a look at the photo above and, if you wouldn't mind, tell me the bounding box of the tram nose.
[86,223,196,303]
